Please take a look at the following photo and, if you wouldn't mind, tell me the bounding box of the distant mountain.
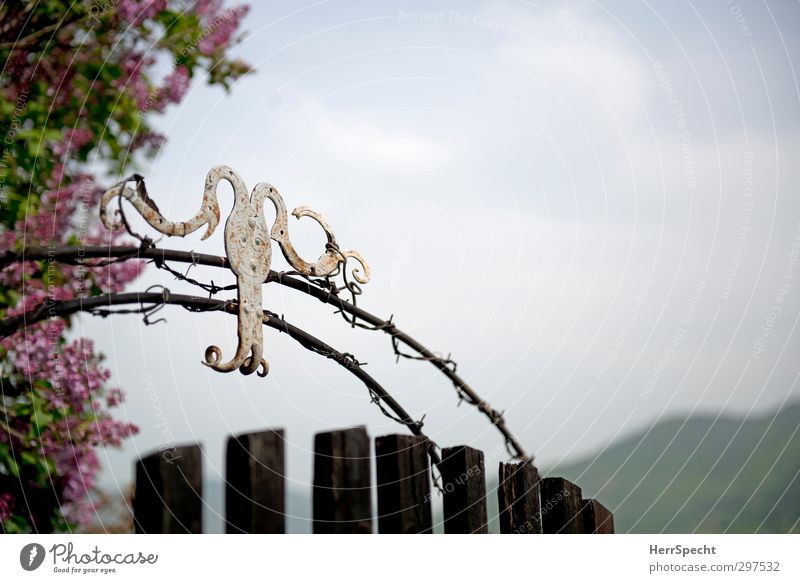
[542,402,800,533]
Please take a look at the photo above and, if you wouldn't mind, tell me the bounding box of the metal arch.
[0,290,442,469]
[0,246,531,462]
[99,167,371,376]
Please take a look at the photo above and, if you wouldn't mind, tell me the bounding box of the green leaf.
[20,451,39,466]
[2,513,32,534]
[5,456,21,478]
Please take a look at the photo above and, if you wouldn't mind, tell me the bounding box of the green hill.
[540,402,800,533]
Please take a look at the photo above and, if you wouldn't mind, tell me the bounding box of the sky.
[80,0,800,530]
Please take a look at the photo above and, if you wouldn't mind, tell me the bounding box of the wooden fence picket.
[312,426,372,534]
[581,499,615,534]
[133,444,203,534]
[131,427,614,535]
[440,445,488,534]
[498,461,542,534]
[541,477,584,534]
[225,428,286,534]
[375,434,433,534]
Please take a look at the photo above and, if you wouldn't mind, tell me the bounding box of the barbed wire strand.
[0,289,445,491]
[1,245,531,463]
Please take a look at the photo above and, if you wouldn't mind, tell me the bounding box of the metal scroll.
[100,165,370,376]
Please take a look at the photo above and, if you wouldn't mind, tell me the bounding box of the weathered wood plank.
[440,445,488,534]
[498,461,542,534]
[225,428,285,533]
[375,434,432,533]
[134,445,203,534]
[581,498,615,534]
[541,477,584,534]
[313,427,372,533]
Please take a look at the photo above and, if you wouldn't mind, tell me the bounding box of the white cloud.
[314,109,455,166]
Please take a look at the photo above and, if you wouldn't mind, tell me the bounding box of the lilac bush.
[0,0,250,532]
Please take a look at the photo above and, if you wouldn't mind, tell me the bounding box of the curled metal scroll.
[100,165,371,376]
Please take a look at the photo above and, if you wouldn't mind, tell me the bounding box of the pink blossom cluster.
[0,170,142,530]
[6,335,104,410]
[14,175,94,241]
[196,2,250,56]
[0,493,13,523]
[46,409,136,526]
[130,129,166,154]
[117,0,168,26]
[0,0,251,532]
[0,324,139,527]
[0,173,145,319]
[117,52,157,110]
[2,332,135,429]
[53,128,93,157]
[163,65,191,103]
[58,451,101,527]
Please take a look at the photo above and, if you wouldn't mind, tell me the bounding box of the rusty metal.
[0,289,442,469]
[0,246,533,462]
[2,245,531,462]
[99,166,370,376]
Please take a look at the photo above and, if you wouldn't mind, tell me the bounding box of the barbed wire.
[0,288,445,491]
[1,245,532,464]
[153,256,484,422]
[86,284,170,326]
[141,257,437,439]
[152,254,237,297]
[147,252,520,462]
[268,260,522,460]
[264,309,426,433]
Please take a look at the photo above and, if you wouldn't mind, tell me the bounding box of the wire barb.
[1,244,533,464]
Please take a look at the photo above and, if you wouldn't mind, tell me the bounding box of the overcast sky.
[81,0,799,529]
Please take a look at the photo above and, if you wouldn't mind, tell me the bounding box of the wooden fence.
[132,427,614,534]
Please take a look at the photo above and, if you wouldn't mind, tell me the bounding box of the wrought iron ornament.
[100,165,370,376]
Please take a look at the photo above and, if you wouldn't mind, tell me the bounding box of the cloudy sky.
[82,0,799,529]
